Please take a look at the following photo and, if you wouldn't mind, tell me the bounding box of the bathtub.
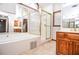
[0,33,41,55]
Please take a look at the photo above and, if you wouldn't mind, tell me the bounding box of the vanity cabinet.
[56,32,79,55]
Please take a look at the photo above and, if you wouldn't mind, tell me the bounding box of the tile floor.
[21,40,56,55]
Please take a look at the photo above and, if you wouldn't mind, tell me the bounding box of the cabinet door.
[57,38,70,55]
[72,41,79,55]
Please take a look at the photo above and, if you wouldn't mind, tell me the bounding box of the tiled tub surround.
[0,33,41,55]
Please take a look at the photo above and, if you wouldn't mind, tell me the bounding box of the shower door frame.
[41,10,51,40]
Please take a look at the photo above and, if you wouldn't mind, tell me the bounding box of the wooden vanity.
[56,32,79,55]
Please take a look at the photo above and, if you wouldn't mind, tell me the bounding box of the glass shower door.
[46,14,51,39]
[41,11,51,40]
[29,9,40,35]
[41,13,47,40]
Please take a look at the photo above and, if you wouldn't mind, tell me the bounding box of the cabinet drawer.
[57,32,64,38]
[67,34,79,40]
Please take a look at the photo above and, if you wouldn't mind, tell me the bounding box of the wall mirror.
[53,10,61,27]
[62,4,79,29]
[0,15,9,32]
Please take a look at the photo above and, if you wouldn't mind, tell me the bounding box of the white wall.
[52,3,63,40]
[42,4,53,14]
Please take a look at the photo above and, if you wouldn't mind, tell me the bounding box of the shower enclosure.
[29,8,40,35]
[28,8,51,40]
[17,3,51,40]
[41,11,51,40]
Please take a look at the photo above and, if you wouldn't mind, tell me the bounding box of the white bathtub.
[0,33,41,55]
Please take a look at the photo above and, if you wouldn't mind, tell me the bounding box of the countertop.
[57,30,79,33]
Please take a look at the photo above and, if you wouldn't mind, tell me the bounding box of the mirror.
[75,20,79,28]
[23,19,28,32]
[62,4,79,29]
[0,15,9,32]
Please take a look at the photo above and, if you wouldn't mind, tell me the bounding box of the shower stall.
[28,8,51,40]
[41,10,51,40]
[16,3,51,40]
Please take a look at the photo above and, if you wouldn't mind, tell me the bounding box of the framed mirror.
[75,20,79,28]
[53,10,61,27]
